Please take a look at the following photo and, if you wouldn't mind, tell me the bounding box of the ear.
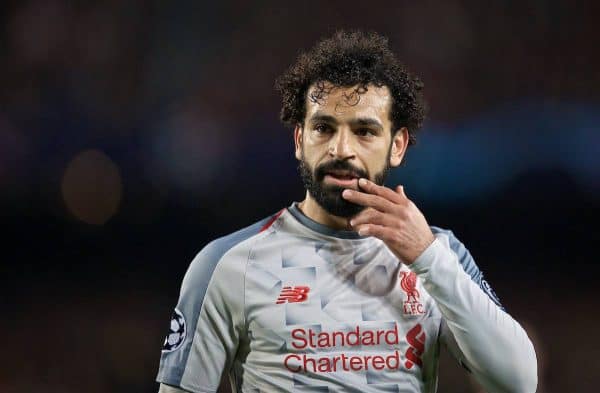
[294,124,303,160]
[389,127,409,167]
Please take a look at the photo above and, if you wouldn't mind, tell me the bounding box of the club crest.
[400,271,425,315]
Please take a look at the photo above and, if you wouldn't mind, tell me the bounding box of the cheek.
[302,144,328,165]
[361,145,391,175]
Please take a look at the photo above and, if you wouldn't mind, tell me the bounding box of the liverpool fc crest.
[400,271,424,315]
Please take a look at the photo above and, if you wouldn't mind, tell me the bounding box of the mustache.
[314,160,369,181]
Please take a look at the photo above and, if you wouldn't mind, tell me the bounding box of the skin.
[295,82,435,264]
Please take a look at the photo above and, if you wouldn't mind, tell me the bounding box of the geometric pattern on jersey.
[156,202,503,393]
[244,209,438,392]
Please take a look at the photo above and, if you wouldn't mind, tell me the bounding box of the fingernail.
[359,178,367,186]
[349,219,355,226]
[342,189,351,197]
[358,228,367,236]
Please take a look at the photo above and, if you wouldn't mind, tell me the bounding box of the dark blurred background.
[1,1,598,392]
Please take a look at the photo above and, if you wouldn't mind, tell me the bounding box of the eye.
[355,128,375,137]
[314,123,332,134]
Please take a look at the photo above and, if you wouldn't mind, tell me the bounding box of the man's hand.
[342,178,435,265]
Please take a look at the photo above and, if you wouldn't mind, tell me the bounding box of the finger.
[395,185,409,200]
[342,189,395,212]
[350,208,398,228]
[359,178,403,204]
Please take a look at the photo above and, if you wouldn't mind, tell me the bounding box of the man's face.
[295,82,407,218]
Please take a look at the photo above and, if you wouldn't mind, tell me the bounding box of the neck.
[297,191,353,231]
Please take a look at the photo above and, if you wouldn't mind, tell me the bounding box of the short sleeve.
[156,241,246,393]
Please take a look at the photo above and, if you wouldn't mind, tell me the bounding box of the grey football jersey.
[157,203,534,393]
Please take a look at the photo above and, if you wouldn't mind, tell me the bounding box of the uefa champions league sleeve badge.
[162,308,187,352]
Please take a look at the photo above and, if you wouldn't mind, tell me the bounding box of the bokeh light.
[61,149,122,225]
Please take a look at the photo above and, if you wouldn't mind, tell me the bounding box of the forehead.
[305,82,392,123]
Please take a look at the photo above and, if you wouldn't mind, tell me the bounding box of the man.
[157,31,537,393]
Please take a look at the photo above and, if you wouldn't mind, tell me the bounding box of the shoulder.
[198,208,284,265]
[429,226,477,275]
[182,209,285,288]
[429,225,503,308]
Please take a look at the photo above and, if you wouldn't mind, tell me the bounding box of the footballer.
[156,31,538,393]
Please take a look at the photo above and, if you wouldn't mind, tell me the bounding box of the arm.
[342,179,537,393]
[410,231,537,393]
[156,240,246,393]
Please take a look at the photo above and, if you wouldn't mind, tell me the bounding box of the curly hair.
[275,30,426,145]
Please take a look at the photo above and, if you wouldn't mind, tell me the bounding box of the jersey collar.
[287,202,367,240]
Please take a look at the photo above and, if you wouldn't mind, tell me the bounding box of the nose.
[329,128,356,160]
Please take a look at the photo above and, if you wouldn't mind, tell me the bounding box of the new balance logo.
[276,286,310,304]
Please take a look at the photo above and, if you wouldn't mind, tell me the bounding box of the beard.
[298,151,392,218]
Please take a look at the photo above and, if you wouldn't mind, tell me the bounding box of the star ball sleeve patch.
[162,308,187,352]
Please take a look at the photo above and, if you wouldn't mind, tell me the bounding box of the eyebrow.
[352,117,384,132]
[308,112,384,132]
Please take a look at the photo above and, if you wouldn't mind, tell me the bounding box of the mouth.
[323,170,361,187]
[326,169,360,180]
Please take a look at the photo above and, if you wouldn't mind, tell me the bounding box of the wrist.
[405,233,436,266]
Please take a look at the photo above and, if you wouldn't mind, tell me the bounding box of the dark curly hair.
[275,30,426,145]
